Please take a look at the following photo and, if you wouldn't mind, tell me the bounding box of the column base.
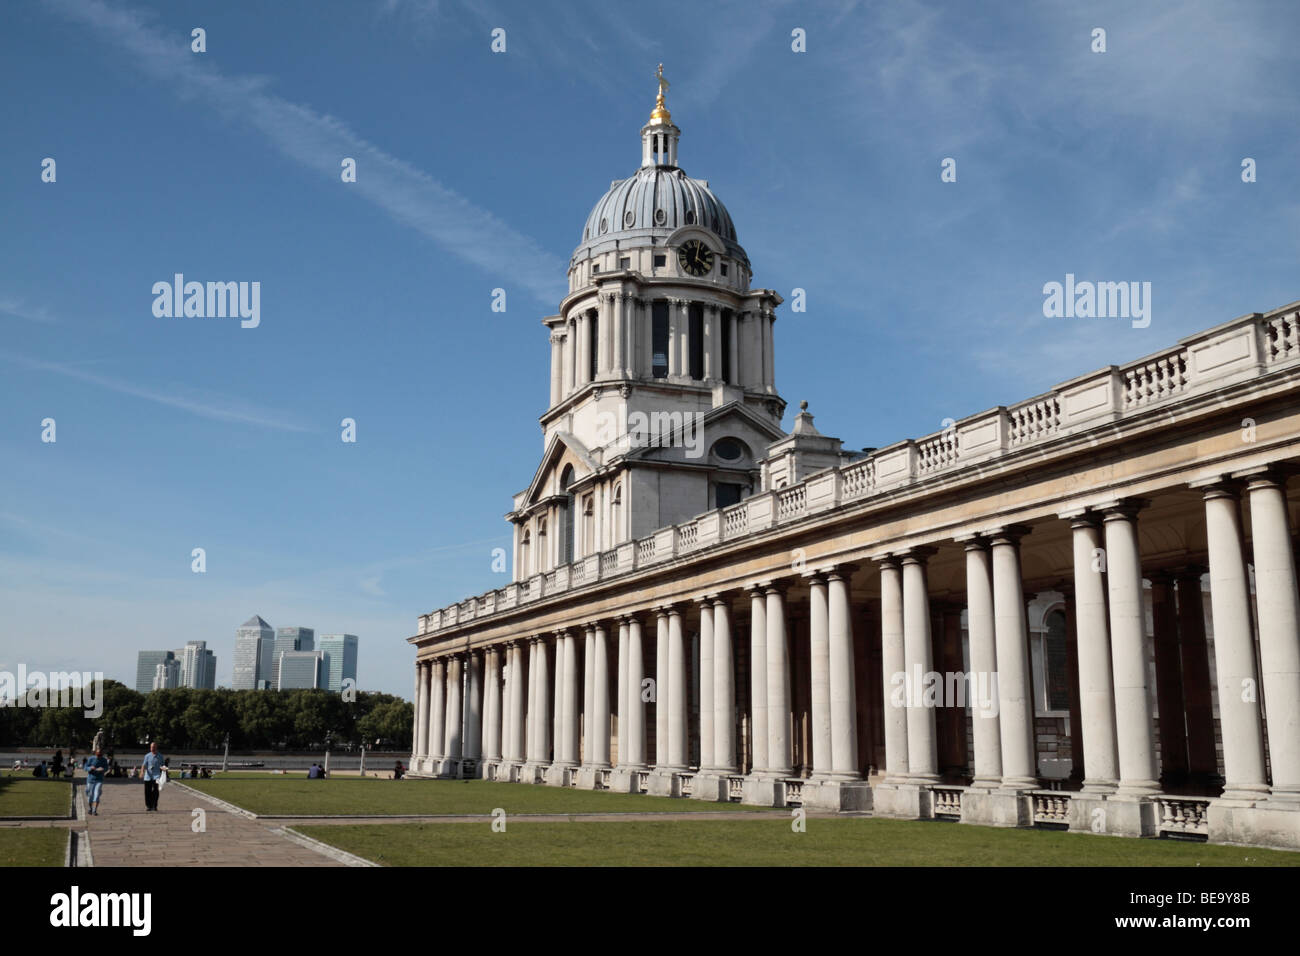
[1209,800,1300,850]
[543,762,575,787]
[689,770,731,802]
[646,768,685,797]
[575,765,610,790]
[608,766,648,793]
[962,787,1030,827]
[802,777,872,812]
[1218,782,1271,804]
[437,757,464,778]
[1094,794,1156,837]
[479,760,503,781]
[741,773,784,808]
[871,780,927,819]
[519,762,549,785]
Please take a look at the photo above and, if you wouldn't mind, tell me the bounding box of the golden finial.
[650,63,671,124]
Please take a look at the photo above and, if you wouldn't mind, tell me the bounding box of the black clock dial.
[677,240,714,276]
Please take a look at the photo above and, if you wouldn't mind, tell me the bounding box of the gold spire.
[649,63,671,125]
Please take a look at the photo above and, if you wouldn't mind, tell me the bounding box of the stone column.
[900,549,939,783]
[1150,573,1189,787]
[827,566,860,778]
[429,658,446,764]
[549,331,563,406]
[484,648,502,763]
[415,662,429,761]
[989,528,1036,790]
[1201,481,1269,801]
[655,609,670,767]
[465,651,482,763]
[667,300,680,378]
[545,635,559,765]
[626,615,647,769]
[591,624,611,768]
[503,644,518,763]
[704,304,720,380]
[1063,512,1120,791]
[1245,468,1300,802]
[808,571,833,777]
[961,537,1003,789]
[611,294,624,378]
[583,626,596,764]
[524,639,538,763]
[1062,588,1085,787]
[762,308,775,391]
[748,585,769,774]
[561,630,580,766]
[444,655,463,767]
[697,599,715,770]
[616,619,629,767]
[1176,569,1217,785]
[727,312,740,386]
[878,557,909,783]
[713,595,738,773]
[1102,502,1159,797]
[667,606,688,769]
[765,583,793,777]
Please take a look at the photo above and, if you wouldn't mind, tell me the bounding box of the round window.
[624,211,635,228]
[685,210,696,225]
[599,218,608,234]
[654,208,666,225]
[714,438,745,461]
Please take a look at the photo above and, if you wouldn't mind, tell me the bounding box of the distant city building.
[152,658,180,691]
[277,650,324,690]
[178,640,217,689]
[271,627,314,687]
[317,634,358,693]
[233,615,275,690]
[135,650,175,694]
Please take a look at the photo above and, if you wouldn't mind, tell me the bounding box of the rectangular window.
[720,262,729,277]
[592,263,600,273]
[619,257,631,270]
[589,312,599,381]
[654,254,666,268]
[716,482,743,509]
[720,309,732,384]
[652,301,669,378]
[688,303,704,380]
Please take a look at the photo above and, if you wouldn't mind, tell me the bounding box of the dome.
[581,166,738,244]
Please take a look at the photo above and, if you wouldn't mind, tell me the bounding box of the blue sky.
[2,0,1297,697]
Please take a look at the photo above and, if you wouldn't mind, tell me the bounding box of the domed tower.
[508,67,788,581]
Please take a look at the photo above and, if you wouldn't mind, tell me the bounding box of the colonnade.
[413,470,1300,825]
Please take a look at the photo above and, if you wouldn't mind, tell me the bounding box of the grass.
[0,827,68,866]
[0,777,73,818]
[295,817,1300,867]
[182,776,764,817]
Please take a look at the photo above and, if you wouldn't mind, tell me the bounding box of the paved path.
[83,778,346,866]
[272,809,799,825]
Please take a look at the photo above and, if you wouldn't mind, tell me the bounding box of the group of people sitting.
[307,763,329,779]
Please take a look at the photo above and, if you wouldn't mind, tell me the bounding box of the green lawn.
[0,777,73,818]
[183,776,764,816]
[295,817,1300,867]
[0,828,68,866]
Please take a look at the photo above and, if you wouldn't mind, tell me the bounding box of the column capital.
[1234,462,1300,489]
[982,524,1033,545]
[896,545,939,565]
[759,579,790,596]
[822,563,859,582]
[708,592,734,608]
[1097,498,1151,521]
[1189,475,1242,499]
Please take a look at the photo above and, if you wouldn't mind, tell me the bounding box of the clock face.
[677,239,714,276]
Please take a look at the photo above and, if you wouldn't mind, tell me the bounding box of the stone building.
[407,75,1300,851]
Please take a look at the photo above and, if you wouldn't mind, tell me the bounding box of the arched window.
[1043,609,1070,712]
[611,484,622,544]
[582,495,595,555]
[520,529,531,578]
[536,518,548,571]
[559,466,576,565]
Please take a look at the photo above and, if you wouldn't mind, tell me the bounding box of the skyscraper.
[135,650,175,694]
[271,627,314,687]
[233,615,275,690]
[178,640,217,689]
[276,650,324,690]
[316,634,358,693]
[152,658,180,690]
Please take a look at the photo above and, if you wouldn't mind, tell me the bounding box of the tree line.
[0,681,413,752]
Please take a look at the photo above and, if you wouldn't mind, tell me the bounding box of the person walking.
[85,747,108,815]
[51,750,64,779]
[139,743,165,812]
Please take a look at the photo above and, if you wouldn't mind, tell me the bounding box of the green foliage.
[0,682,412,751]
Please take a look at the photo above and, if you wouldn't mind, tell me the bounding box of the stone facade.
[407,84,1300,852]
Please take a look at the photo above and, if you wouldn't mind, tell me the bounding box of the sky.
[2,0,1298,698]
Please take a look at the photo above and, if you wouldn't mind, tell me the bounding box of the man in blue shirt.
[140,743,165,812]
[85,747,108,815]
